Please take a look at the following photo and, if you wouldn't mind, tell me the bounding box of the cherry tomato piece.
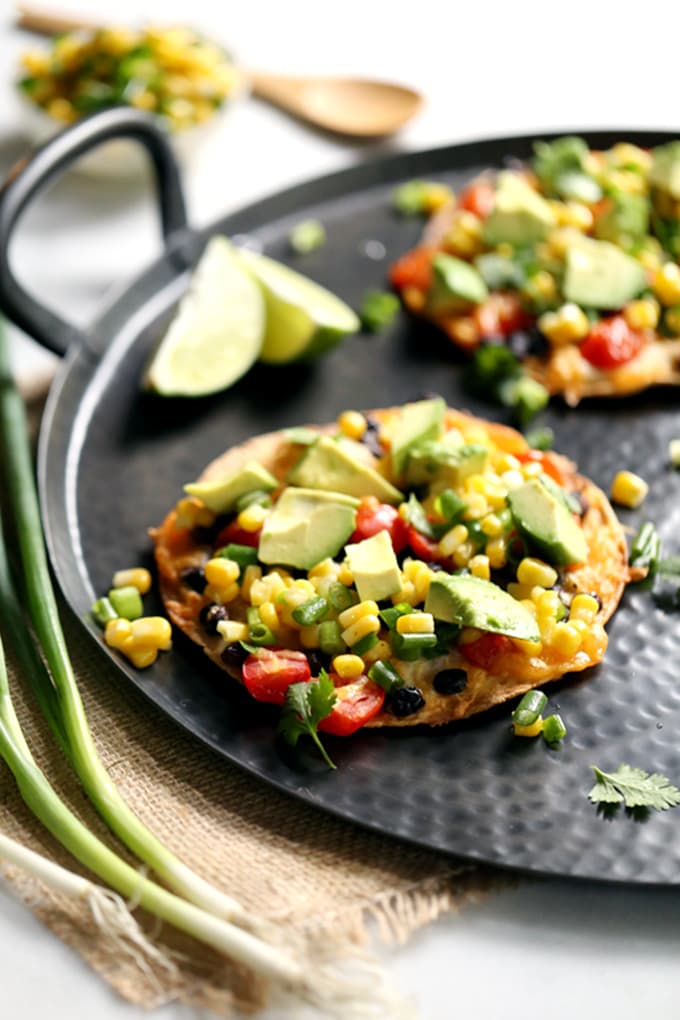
[405,525,442,562]
[318,673,385,736]
[579,315,645,369]
[349,499,409,553]
[474,293,532,339]
[215,520,261,549]
[516,449,565,486]
[389,245,434,293]
[458,181,495,220]
[242,649,310,705]
[460,632,514,669]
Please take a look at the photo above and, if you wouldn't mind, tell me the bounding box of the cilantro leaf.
[278,670,337,769]
[588,764,680,811]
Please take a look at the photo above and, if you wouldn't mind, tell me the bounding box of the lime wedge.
[144,236,265,396]
[236,247,360,363]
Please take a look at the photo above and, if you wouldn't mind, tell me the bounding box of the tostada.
[389,137,680,405]
[150,399,634,733]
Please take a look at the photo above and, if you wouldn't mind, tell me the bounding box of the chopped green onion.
[288,219,326,254]
[368,660,404,693]
[292,596,328,626]
[218,542,259,575]
[380,603,413,629]
[389,631,438,661]
[629,522,661,575]
[511,689,548,727]
[327,582,356,612]
[351,632,379,656]
[525,426,555,451]
[318,620,345,657]
[359,290,400,333]
[499,374,550,427]
[246,607,276,646]
[542,713,567,744]
[91,597,118,628]
[435,488,467,524]
[107,585,143,620]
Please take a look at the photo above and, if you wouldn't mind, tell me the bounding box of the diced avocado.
[288,435,403,504]
[563,236,646,309]
[390,398,445,478]
[594,194,650,245]
[425,574,540,642]
[483,172,556,247]
[345,530,402,603]
[507,478,587,566]
[650,142,680,199]
[404,442,488,488]
[184,461,277,514]
[553,171,602,204]
[427,253,488,314]
[258,487,357,570]
[474,252,526,291]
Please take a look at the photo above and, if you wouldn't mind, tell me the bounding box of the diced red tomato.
[349,499,409,552]
[215,520,261,549]
[389,245,434,293]
[516,449,565,486]
[242,649,310,705]
[474,293,532,339]
[318,673,385,736]
[579,315,645,369]
[460,632,514,669]
[405,525,442,562]
[458,181,495,220]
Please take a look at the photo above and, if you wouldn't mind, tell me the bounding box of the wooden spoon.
[15,5,423,138]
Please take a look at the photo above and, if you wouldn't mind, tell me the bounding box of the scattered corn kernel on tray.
[40,131,680,884]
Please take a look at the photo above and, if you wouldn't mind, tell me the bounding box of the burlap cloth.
[0,402,507,1016]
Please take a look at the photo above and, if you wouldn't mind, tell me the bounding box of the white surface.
[2,2,680,1018]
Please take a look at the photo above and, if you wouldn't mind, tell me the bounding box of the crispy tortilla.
[151,407,632,728]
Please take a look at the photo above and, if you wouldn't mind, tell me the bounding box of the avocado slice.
[650,142,680,199]
[594,193,650,246]
[427,254,488,315]
[288,435,403,504]
[258,487,358,570]
[563,236,646,309]
[483,172,556,247]
[404,442,488,488]
[184,461,277,514]
[390,398,446,478]
[345,530,402,603]
[507,478,587,566]
[425,574,540,641]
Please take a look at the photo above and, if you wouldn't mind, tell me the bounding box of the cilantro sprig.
[588,764,680,812]
[278,670,337,769]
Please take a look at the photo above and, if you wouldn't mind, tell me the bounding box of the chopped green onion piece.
[107,585,143,621]
[435,488,467,523]
[542,713,567,744]
[368,660,404,693]
[555,599,568,622]
[359,290,400,333]
[288,219,326,254]
[351,631,379,656]
[91,597,118,628]
[511,689,548,727]
[327,582,355,612]
[629,522,661,575]
[499,374,550,427]
[380,603,413,630]
[669,439,680,468]
[318,620,345,657]
[389,631,438,661]
[217,543,259,576]
[234,489,272,513]
[525,426,555,451]
[292,596,328,627]
[246,606,276,646]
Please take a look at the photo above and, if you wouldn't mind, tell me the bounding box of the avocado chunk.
[474,252,526,291]
[390,398,445,478]
[427,253,488,314]
[345,530,402,603]
[563,236,646,309]
[650,142,680,199]
[425,574,540,642]
[507,477,587,566]
[404,442,488,488]
[287,435,403,505]
[258,487,358,570]
[594,193,650,246]
[184,461,277,514]
[483,172,556,247]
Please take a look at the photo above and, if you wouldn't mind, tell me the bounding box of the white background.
[3,2,680,1018]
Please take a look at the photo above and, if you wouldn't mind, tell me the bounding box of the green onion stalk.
[0,322,252,927]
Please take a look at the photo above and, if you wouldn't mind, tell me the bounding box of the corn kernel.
[396,612,435,635]
[341,614,381,648]
[550,621,582,657]
[216,620,249,644]
[521,460,543,478]
[480,513,504,538]
[337,410,367,440]
[494,452,521,473]
[126,647,159,669]
[308,557,341,579]
[610,470,648,508]
[174,496,215,530]
[258,601,280,633]
[500,469,525,490]
[447,316,479,347]
[538,303,590,346]
[669,438,680,467]
[338,600,380,629]
[486,537,508,569]
[204,558,240,588]
[129,617,172,651]
[463,492,489,520]
[337,562,354,586]
[111,567,151,594]
[624,298,660,331]
[300,625,321,649]
[332,654,365,678]
[250,571,286,606]
[104,618,132,650]
[469,555,491,580]
[438,523,469,558]
[570,593,600,624]
[237,503,269,532]
[653,263,680,306]
[512,637,543,655]
[459,627,482,645]
[361,639,392,664]
[517,557,558,589]
[536,589,560,618]
[513,717,544,737]
[452,542,474,568]
[204,580,240,605]
[240,564,262,601]
[391,579,418,606]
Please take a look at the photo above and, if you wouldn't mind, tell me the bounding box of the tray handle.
[0,107,189,356]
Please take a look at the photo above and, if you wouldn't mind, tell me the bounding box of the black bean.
[181,566,207,594]
[386,686,426,717]
[306,649,330,676]
[199,603,229,635]
[360,415,383,458]
[433,668,468,695]
[507,327,549,360]
[221,642,248,671]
